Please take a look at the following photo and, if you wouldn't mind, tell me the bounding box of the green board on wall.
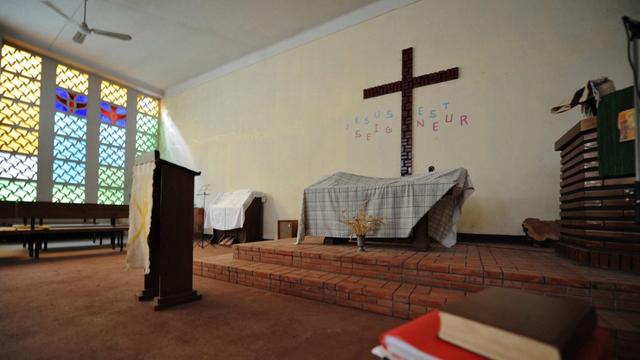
[597,86,635,178]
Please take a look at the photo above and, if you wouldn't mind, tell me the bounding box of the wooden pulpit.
[137,151,202,310]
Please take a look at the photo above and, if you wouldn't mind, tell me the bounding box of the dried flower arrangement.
[340,200,384,251]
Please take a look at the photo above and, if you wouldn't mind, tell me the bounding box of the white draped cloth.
[126,161,155,274]
[204,190,263,231]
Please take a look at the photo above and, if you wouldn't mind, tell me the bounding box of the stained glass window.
[52,64,88,203]
[100,80,127,107]
[100,101,126,127]
[135,95,159,156]
[55,87,88,117]
[56,64,88,94]
[136,95,159,117]
[0,44,151,204]
[98,80,127,205]
[0,44,41,201]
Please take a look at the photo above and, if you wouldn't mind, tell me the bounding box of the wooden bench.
[0,201,128,259]
[1,225,128,258]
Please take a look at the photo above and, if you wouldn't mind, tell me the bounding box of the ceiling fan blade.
[41,0,80,27]
[90,28,132,41]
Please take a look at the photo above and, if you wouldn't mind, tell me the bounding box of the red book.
[379,310,610,360]
[380,310,482,360]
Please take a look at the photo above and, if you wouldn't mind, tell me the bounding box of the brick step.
[194,254,466,319]
[196,252,640,317]
[232,241,640,313]
[194,253,640,357]
[193,254,640,357]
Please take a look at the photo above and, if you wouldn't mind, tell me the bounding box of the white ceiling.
[0,0,380,95]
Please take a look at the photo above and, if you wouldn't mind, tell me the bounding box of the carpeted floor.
[0,245,402,359]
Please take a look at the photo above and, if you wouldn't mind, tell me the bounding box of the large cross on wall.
[363,47,459,176]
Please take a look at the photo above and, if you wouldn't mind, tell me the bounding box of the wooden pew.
[0,201,128,259]
[0,201,17,218]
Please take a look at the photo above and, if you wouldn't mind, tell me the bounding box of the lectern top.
[135,150,200,176]
[554,117,597,151]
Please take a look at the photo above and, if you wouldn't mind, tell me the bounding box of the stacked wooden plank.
[555,117,640,273]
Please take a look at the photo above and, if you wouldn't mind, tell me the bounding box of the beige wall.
[162,0,640,239]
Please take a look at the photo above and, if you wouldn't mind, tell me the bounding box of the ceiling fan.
[42,0,132,44]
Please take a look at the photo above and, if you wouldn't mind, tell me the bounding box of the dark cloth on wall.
[597,86,635,178]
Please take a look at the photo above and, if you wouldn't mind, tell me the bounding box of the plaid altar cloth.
[296,168,473,247]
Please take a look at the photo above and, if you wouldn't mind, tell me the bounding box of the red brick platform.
[195,238,640,357]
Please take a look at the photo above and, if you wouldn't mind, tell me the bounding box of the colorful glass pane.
[136,95,159,117]
[135,133,156,155]
[98,187,124,205]
[55,88,88,117]
[0,44,41,201]
[136,114,158,134]
[53,160,85,184]
[52,184,84,203]
[0,71,41,105]
[99,123,126,147]
[99,145,125,167]
[0,152,37,180]
[100,101,126,127]
[1,45,41,80]
[52,111,86,203]
[0,179,36,201]
[99,166,125,188]
[56,64,88,94]
[98,84,126,204]
[0,97,39,130]
[100,80,127,107]
[0,124,38,155]
[54,113,86,139]
[135,110,159,155]
[53,136,86,162]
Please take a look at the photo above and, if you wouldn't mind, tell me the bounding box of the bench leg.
[34,238,41,259]
[110,232,116,250]
[43,239,48,251]
[27,237,33,257]
[99,234,103,246]
[120,232,124,252]
[22,236,26,248]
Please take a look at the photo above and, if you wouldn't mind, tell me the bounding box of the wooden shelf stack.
[554,117,639,273]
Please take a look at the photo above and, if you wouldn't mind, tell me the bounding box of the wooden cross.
[363,47,459,176]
